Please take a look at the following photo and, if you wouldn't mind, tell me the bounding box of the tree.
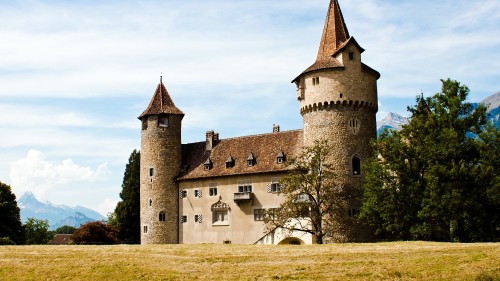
[361,79,499,241]
[71,221,119,245]
[0,181,24,244]
[265,140,349,244]
[112,149,141,243]
[24,217,51,245]
[54,225,76,234]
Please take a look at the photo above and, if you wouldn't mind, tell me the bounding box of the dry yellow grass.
[0,242,498,280]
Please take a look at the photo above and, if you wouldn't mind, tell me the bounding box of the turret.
[293,0,380,242]
[138,77,184,244]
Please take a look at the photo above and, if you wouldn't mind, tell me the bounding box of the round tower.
[293,0,379,241]
[138,77,184,244]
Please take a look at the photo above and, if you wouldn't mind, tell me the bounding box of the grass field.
[0,242,499,280]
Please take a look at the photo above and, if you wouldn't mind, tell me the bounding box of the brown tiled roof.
[293,1,372,82]
[47,234,72,245]
[138,79,184,119]
[317,0,350,61]
[178,130,303,181]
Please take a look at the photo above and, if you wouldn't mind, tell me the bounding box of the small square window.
[159,211,166,222]
[209,187,217,196]
[195,214,203,223]
[194,189,202,198]
[180,190,187,199]
[312,77,320,85]
[254,209,265,221]
[348,209,360,218]
[158,115,169,127]
[180,215,187,223]
[238,180,252,193]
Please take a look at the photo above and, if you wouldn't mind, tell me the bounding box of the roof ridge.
[183,129,303,146]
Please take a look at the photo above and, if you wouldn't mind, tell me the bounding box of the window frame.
[159,211,166,222]
[238,180,253,193]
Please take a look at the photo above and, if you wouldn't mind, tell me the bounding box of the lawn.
[0,242,498,280]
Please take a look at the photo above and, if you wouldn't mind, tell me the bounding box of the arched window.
[349,118,360,134]
[159,211,166,222]
[352,156,361,175]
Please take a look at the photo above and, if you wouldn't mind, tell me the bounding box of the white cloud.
[9,150,108,198]
[97,198,119,217]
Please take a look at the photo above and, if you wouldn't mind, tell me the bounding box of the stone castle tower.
[138,77,184,244]
[292,0,379,241]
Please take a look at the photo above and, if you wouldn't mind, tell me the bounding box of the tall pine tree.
[112,150,141,243]
[362,79,499,242]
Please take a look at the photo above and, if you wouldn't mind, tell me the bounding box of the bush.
[72,221,120,245]
[0,237,16,245]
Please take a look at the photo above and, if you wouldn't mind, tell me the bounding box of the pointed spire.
[292,0,361,82]
[138,77,184,119]
[316,0,350,61]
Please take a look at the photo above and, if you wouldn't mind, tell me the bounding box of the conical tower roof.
[293,0,368,82]
[138,77,184,119]
[316,0,350,61]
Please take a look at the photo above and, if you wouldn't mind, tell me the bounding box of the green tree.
[54,225,76,234]
[0,181,24,244]
[265,140,349,244]
[112,150,140,243]
[24,217,51,245]
[71,221,119,245]
[362,79,499,241]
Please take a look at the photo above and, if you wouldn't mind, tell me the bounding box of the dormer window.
[204,158,212,171]
[158,114,169,127]
[348,52,354,60]
[225,156,235,168]
[247,153,255,167]
[277,150,286,164]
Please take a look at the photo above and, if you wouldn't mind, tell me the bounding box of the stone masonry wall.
[140,114,183,244]
[299,45,378,241]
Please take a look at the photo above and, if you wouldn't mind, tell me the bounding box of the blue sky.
[1,0,499,216]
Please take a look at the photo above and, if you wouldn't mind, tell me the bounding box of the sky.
[1,0,499,217]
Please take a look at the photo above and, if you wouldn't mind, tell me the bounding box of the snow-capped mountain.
[18,192,105,230]
[377,112,408,134]
[376,92,500,134]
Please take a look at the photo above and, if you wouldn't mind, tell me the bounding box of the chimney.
[206,130,214,151]
[206,130,215,151]
[273,124,280,133]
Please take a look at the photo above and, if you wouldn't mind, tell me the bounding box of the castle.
[138,0,379,244]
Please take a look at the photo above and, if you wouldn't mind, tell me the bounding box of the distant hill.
[377,92,500,134]
[18,192,105,230]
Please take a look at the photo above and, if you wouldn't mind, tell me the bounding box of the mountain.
[18,192,105,230]
[376,92,500,134]
[377,112,408,134]
[481,92,500,128]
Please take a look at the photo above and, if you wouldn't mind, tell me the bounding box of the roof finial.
[160,72,163,84]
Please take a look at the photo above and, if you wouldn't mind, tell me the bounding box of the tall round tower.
[293,0,380,241]
[138,77,184,244]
